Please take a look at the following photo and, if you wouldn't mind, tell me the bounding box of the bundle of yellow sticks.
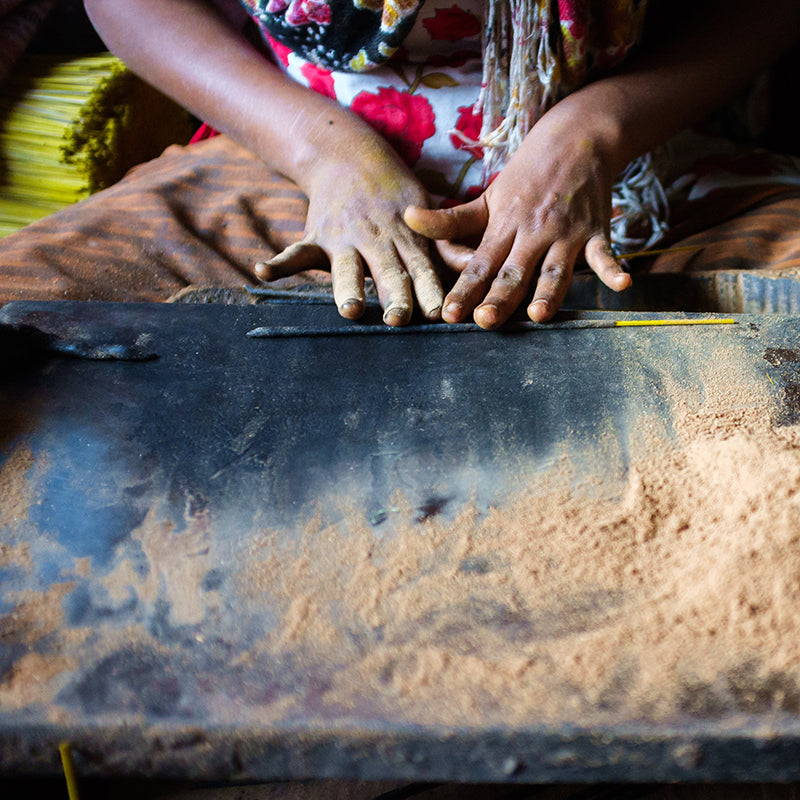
[0,52,195,237]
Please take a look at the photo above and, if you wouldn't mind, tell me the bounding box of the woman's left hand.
[404,98,633,328]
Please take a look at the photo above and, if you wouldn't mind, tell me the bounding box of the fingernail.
[443,302,460,318]
[339,299,363,318]
[426,305,442,321]
[474,304,499,329]
[529,298,549,321]
[383,306,410,326]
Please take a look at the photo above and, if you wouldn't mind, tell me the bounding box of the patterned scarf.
[479,0,648,173]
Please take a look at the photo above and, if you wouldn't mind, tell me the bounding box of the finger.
[434,239,475,273]
[330,248,366,320]
[406,257,444,321]
[404,199,488,242]
[359,245,414,326]
[585,233,633,292]
[442,236,512,324]
[473,243,544,329]
[395,239,443,321]
[527,241,579,323]
[255,241,327,281]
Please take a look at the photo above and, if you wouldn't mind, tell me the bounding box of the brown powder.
[238,332,800,727]
[128,505,221,627]
[1,582,75,646]
[4,325,798,730]
[0,443,35,528]
[0,651,77,711]
[0,542,32,571]
[72,557,92,578]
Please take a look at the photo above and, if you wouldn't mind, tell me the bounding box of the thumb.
[585,233,633,293]
[434,239,475,273]
[255,240,327,281]
[404,197,488,243]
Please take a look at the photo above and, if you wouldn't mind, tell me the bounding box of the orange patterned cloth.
[0,135,798,305]
[0,137,308,303]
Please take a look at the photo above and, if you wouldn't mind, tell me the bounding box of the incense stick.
[60,742,80,800]
[247,318,736,338]
[617,244,704,260]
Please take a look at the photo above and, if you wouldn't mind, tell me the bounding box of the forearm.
[563,0,800,175]
[83,0,374,185]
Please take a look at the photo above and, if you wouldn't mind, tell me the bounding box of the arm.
[405,0,800,328]
[83,0,444,324]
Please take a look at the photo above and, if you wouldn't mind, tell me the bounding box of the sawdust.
[99,557,146,604]
[240,335,800,726]
[0,582,75,646]
[72,556,92,578]
[125,505,222,626]
[0,443,34,528]
[0,542,32,571]
[3,322,798,730]
[0,651,77,710]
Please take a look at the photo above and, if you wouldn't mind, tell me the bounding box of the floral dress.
[241,0,489,204]
[233,0,800,250]
[234,0,680,247]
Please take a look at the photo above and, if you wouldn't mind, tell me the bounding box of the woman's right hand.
[256,130,444,326]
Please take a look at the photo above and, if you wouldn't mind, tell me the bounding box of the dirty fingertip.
[254,261,273,280]
[528,297,552,323]
[339,299,365,320]
[613,271,633,291]
[442,301,463,324]
[383,306,411,326]
[474,303,501,330]
[416,282,444,321]
[424,305,442,322]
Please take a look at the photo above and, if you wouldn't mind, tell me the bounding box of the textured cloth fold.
[1,135,799,305]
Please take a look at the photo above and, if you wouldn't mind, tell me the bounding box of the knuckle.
[540,260,569,282]
[465,258,495,283]
[375,262,412,289]
[495,262,527,287]
[362,219,382,239]
[530,204,569,237]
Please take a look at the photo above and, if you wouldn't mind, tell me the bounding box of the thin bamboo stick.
[1,53,193,235]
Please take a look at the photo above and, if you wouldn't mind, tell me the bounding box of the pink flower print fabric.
[351,88,437,165]
[256,0,489,203]
[423,4,481,40]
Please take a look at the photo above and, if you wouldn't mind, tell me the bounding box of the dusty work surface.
[2,300,800,782]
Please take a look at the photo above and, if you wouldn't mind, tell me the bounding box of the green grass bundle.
[0,53,195,237]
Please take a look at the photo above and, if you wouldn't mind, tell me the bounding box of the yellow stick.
[59,741,81,800]
[618,244,704,260]
[614,318,736,327]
